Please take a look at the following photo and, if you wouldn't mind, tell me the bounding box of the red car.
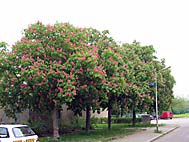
[159,111,173,119]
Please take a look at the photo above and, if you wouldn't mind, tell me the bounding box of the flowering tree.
[99,47,127,130]
[0,23,176,136]
[121,41,156,126]
[65,46,107,131]
[149,59,175,114]
[0,22,95,138]
[120,41,175,126]
[66,29,121,131]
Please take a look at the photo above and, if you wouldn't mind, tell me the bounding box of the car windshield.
[0,127,9,138]
[12,126,35,138]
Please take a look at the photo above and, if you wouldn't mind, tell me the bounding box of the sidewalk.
[109,124,179,142]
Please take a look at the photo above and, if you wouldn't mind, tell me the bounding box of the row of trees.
[172,97,189,114]
[0,22,175,138]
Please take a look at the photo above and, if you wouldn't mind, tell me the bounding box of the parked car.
[136,114,154,120]
[159,111,173,119]
[149,114,155,120]
[0,124,39,142]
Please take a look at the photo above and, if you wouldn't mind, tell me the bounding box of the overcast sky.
[1,0,189,98]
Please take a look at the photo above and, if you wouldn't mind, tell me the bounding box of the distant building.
[0,105,108,124]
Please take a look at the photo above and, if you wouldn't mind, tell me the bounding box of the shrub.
[28,120,52,136]
[112,117,142,123]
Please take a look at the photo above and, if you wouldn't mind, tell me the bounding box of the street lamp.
[155,66,171,132]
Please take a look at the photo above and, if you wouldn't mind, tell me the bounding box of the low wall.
[0,109,29,124]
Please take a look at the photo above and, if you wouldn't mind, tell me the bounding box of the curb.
[148,126,179,142]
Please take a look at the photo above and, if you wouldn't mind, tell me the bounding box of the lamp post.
[155,66,171,132]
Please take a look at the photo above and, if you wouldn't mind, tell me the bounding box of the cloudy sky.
[1,0,189,98]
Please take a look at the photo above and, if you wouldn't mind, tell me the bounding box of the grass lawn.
[173,113,189,118]
[39,123,155,142]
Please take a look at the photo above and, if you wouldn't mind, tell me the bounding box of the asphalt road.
[152,118,189,142]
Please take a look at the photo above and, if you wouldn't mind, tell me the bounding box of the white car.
[0,124,39,142]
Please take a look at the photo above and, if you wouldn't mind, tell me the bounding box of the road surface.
[152,118,189,142]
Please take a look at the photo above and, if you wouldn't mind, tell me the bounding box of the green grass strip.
[40,123,155,142]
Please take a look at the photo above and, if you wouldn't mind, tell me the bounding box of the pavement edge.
[148,126,179,142]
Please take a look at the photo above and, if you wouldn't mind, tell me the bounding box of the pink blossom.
[68,80,71,85]
[101,80,106,84]
[59,48,62,52]
[64,55,66,60]
[37,83,42,86]
[58,87,63,93]
[13,50,17,54]
[22,56,26,60]
[50,68,53,74]
[113,61,118,65]
[56,61,61,65]
[65,38,70,43]
[108,82,111,87]
[57,79,63,83]
[43,54,46,59]
[62,66,65,70]
[80,28,83,32]
[37,47,41,51]
[73,90,76,96]
[81,85,87,89]
[71,62,75,66]
[67,88,71,92]
[71,68,75,72]
[43,77,46,81]
[93,46,98,52]
[65,74,68,79]
[80,67,83,72]
[56,70,60,74]
[71,32,75,37]
[11,78,17,82]
[78,57,86,61]
[73,43,76,48]
[29,76,32,80]
[82,57,86,61]
[50,60,52,65]
[37,72,40,76]
[51,47,55,51]
[31,58,34,62]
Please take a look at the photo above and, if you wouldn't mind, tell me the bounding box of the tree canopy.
[0,22,176,137]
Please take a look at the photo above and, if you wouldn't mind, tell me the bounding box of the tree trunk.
[85,105,91,132]
[120,105,124,117]
[132,108,136,126]
[52,107,60,139]
[108,105,112,130]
